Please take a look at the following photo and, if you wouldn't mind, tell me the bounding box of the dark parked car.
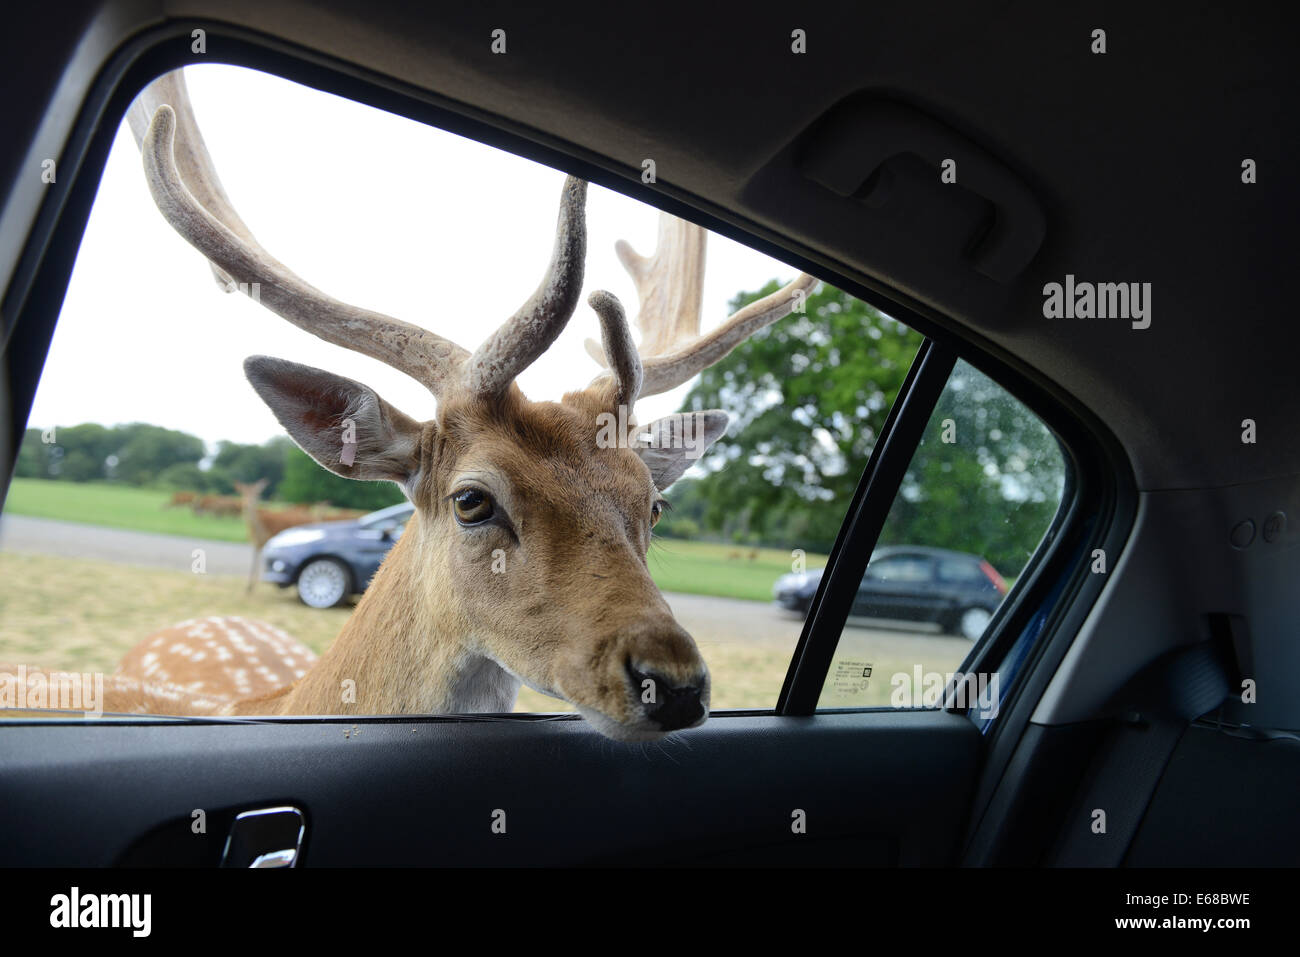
[262,502,415,608]
[772,546,1008,640]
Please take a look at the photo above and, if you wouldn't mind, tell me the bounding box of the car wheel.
[296,558,351,608]
[956,606,992,641]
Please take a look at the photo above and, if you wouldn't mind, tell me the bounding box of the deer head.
[233,478,269,502]
[127,70,816,740]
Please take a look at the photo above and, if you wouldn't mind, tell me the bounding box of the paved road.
[0,515,973,658]
[0,514,254,574]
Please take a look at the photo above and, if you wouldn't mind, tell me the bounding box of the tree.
[879,361,1065,575]
[674,284,1065,572]
[14,429,55,478]
[109,423,205,485]
[155,462,210,491]
[211,436,292,496]
[677,280,922,552]
[59,424,119,480]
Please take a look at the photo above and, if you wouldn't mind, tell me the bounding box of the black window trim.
[1,24,1137,746]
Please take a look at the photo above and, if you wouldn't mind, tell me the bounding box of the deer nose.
[628,664,706,731]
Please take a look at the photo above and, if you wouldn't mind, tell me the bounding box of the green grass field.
[647,537,824,602]
[3,478,825,603]
[4,478,249,541]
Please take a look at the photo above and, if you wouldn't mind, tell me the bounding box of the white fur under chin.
[490,658,561,703]
[445,653,521,713]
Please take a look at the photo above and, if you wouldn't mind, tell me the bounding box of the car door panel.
[0,711,980,867]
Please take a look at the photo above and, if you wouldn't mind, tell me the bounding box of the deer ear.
[244,355,423,489]
[635,410,728,490]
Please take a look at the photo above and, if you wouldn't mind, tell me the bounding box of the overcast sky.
[29,63,803,452]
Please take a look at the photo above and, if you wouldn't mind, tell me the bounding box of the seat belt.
[1049,635,1234,866]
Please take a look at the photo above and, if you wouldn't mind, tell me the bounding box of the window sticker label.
[830,660,873,697]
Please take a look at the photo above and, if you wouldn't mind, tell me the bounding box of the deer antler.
[587,212,818,400]
[130,70,586,401]
[587,290,642,409]
[466,176,588,399]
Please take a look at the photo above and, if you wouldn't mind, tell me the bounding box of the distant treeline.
[14,424,405,511]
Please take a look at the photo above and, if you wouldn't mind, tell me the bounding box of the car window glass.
[865,556,932,582]
[816,359,1068,712]
[936,559,989,585]
[359,505,413,528]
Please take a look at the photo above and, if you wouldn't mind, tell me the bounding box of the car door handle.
[220,806,306,868]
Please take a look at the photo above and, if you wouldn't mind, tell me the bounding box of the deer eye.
[651,500,666,527]
[452,488,494,525]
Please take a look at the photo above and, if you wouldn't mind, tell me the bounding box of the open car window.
[1,63,936,733]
